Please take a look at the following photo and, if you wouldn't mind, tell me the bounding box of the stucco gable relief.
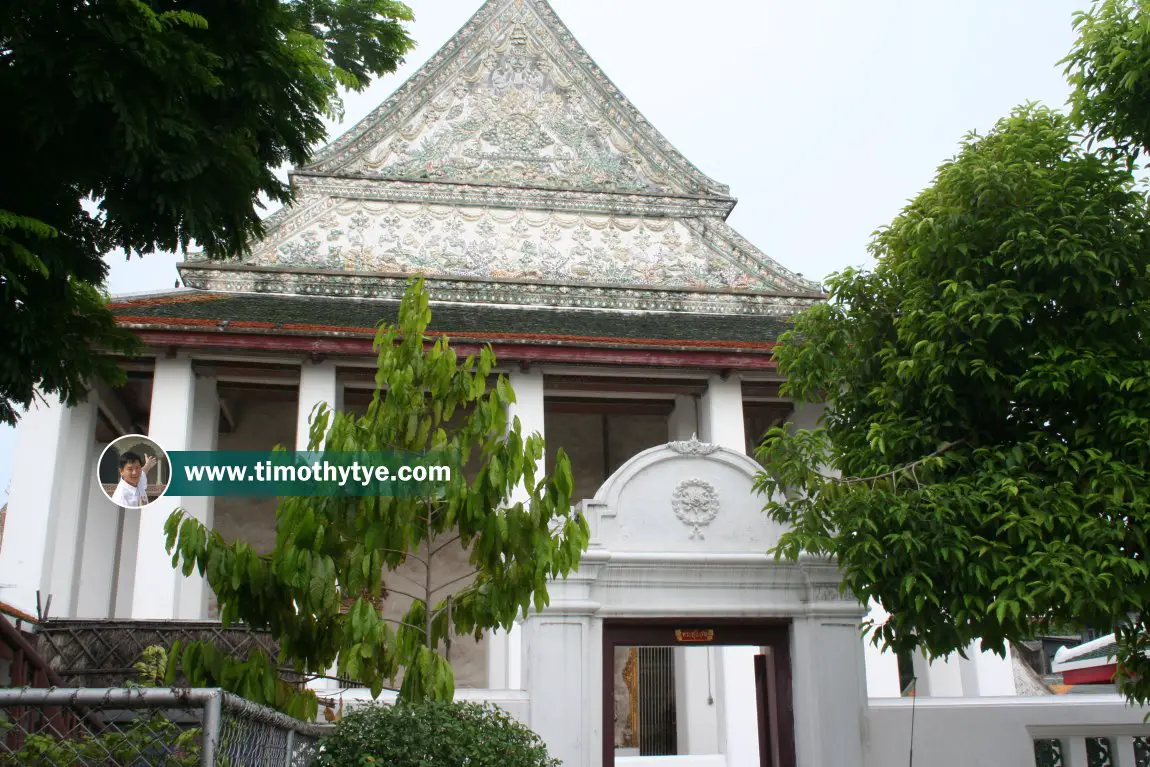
[303,0,729,198]
[584,442,789,554]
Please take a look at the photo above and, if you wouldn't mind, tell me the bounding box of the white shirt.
[110,474,149,508]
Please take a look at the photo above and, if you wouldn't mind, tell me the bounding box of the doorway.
[602,619,796,767]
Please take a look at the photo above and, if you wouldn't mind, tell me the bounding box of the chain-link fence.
[0,688,331,766]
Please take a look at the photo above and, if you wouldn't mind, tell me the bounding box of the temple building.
[9,1,1129,766]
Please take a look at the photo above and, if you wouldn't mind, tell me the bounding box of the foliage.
[1063,0,1150,162]
[0,712,200,766]
[754,104,1150,704]
[0,0,415,424]
[164,280,589,715]
[314,700,560,767]
[131,645,169,687]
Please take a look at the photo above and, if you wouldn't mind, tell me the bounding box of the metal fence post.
[285,729,296,767]
[201,689,223,767]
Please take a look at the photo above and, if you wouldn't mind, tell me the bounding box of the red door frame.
[601,618,797,767]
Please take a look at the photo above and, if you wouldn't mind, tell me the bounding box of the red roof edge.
[132,330,778,370]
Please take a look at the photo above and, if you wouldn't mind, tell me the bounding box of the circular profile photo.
[97,435,171,509]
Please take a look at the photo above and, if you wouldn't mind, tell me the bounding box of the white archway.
[521,438,868,767]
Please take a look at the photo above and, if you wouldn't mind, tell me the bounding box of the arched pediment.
[583,436,788,554]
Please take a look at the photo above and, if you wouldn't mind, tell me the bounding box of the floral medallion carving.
[671,478,720,540]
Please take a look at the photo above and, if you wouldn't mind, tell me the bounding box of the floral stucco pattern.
[258,200,782,290]
[349,24,673,194]
[306,0,729,198]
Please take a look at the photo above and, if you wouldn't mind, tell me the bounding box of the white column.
[489,368,545,689]
[675,647,719,754]
[698,375,758,763]
[178,376,218,619]
[790,616,867,767]
[508,619,523,689]
[113,509,141,618]
[297,360,341,691]
[131,356,196,619]
[297,360,340,451]
[1067,737,1088,767]
[863,600,903,698]
[964,639,1016,696]
[521,560,601,767]
[76,443,120,617]
[0,392,97,618]
[913,649,964,697]
[668,394,698,441]
[698,375,745,450]
[50,396,99,618]
[1117,736,1138,767]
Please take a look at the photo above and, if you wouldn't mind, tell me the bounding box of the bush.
[315,700,559,767]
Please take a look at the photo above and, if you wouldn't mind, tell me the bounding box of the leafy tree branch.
[164,280,589,714]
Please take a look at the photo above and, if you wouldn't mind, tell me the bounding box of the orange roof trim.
[115,314,778,351]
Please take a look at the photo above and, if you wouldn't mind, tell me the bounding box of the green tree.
[1063,0,1150,163]
[0,0,414,424]
[164,281,589,716]
[754,105,1150,704]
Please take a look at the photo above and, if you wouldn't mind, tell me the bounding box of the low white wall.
[865,695,1150,767]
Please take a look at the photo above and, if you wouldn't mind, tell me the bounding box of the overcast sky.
[0,0,1088,500]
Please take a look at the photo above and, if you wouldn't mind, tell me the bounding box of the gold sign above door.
[674,629,714,643]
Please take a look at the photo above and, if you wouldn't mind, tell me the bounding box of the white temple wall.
[864,695,1149,767]
[0,391,98,618]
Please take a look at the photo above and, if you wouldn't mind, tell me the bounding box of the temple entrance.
[602,619,797,767]
[519,440,866,767]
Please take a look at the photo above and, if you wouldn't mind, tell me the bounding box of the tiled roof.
[111,292,790,351]
[1065,643,1117,663]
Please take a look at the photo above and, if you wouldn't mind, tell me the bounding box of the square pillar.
[522,609,599,767]
[488,368,545,689]
[76,443,121,618]
[178,376,219,619]
[863,600,903,698]
[957,639,1016,696]
[298,359,341,690]
[913,649,964,697]
[698,376,745,452]
[113,509,141,618]
[668,394,698,441]
[790,616,866,767]
[0,392,97,618]
[131,356,196,619]
[297,359,341,451]
[50,396,99,618]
